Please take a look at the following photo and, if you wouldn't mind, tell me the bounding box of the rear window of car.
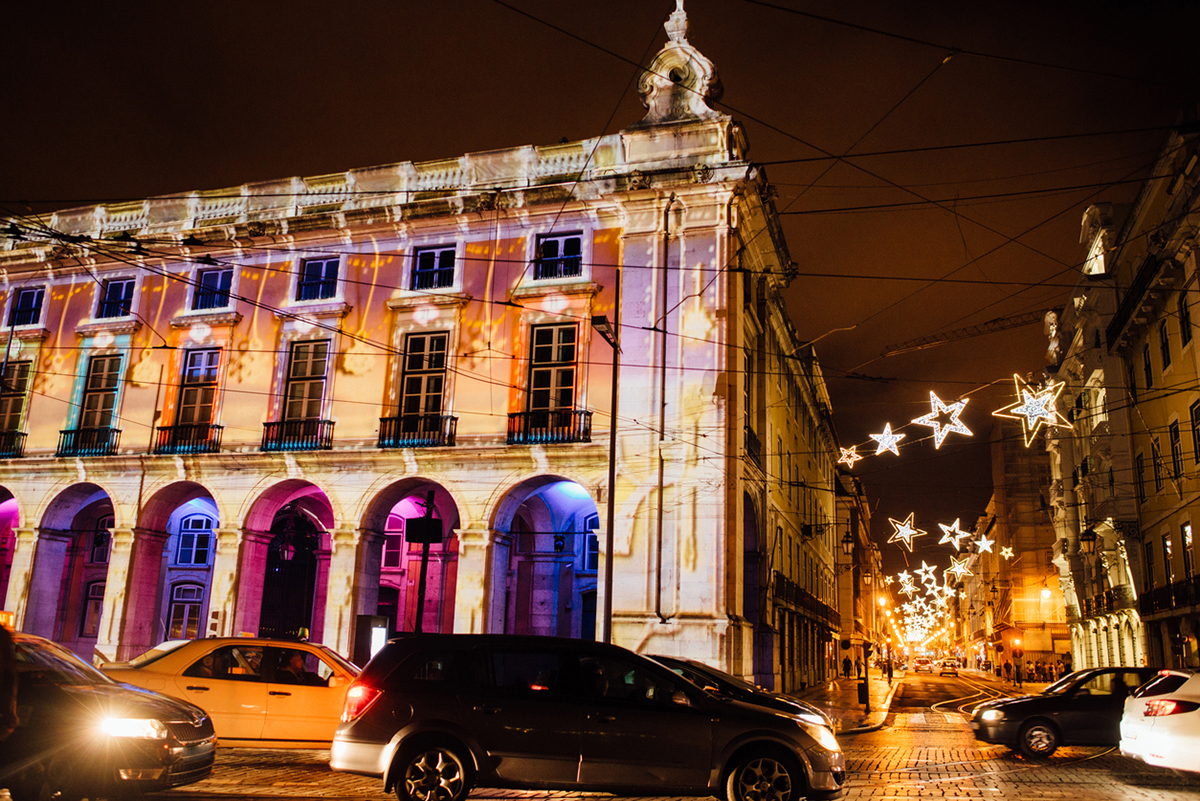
[1132,673,1189,698]
[125,639,191,668]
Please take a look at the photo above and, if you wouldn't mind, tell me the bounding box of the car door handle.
[269,691,292,697]
[185,685,210,692]
[472,704,501,714]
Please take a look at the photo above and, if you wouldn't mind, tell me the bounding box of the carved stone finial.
[629,0,724,128]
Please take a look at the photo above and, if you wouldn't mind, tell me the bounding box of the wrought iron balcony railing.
[261,419,335,452]
[57,426,121,457]
[507,410,591,445]
[378,414,457,448]
[0,430,26,458]
[154,423,224,455]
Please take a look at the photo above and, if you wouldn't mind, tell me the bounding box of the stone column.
[230,529,272,637]
[321,527,384,657]
[97,527,169,661]
[6,527,72,637]
[453,528,495,634]
[205,528,245,638]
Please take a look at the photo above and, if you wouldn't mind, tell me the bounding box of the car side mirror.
[671,690,693,706]
[329,675,347,689]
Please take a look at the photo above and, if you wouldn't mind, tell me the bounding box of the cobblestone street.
[153,707,1200,801]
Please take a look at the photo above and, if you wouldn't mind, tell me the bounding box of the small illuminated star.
[838,446,863,469]
[992,374,1072,446]
[887,513,927,552]
[945,555,973,580]
[1000,546,1014,560]
[870,423,906,456]
[915,560,937,583]
[899,583,918,598]
[912,391,973,448]
[896,570,911,584]
[975,533,995,553]
[938,519,970,551]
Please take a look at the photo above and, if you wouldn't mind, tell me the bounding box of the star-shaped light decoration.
[837,446,863,469]
[899,583,918,598]
[992,374,1072,446]
[870,423,906,456]
[945,555,973,580]
[915,560,937,583]
[911,391,973,448]
[975,533,995,553]
[1000,546,1014,559]
[887,512,927,552]
[896,570,911,584]
[937,519,970,551]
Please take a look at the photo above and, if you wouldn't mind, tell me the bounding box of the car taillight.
[341,682,382,722]
[1144,699,1200,716]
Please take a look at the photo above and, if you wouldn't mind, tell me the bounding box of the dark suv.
[331,634,845,801]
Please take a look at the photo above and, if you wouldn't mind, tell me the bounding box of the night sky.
[5,0,1200,576]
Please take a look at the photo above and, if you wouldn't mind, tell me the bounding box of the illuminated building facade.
[0,6,840,685]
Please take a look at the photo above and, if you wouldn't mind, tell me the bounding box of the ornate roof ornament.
[630,0,724,128]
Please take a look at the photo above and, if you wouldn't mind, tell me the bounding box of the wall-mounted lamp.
[840,531,854,557]
[1080,527,1097,556]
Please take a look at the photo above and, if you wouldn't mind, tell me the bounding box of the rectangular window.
[1182,522,1193,579]
[8,287,44,327]
[1152,438,1164,492]
[1142,343,1154,389]
[193,267,233,310]
[400,333,448,418]
[533,233,582,280]
[176,515,213,566]
[1164,533,1175,583]
[81,355,121,429]
[284,340,329,421]
[1170,421,1183,481]
[382,530,404,569]
[296,257,338,301]
[1136,453,1146,503]
[1181,292,1193,347]
[1127,361,1138,403]
[1159,322,1172,369]
[528,324,577,414]
[411,246,455,290]
[97,278,135,319]
[0,362,31,432]
[91,516,113,564]
[81,581,106,637]
[178,349,221,425]
[585,533,599,572]
[1144,541,1155,589]
[168,584,204,639]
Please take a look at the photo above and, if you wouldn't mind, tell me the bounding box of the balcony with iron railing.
[1139,576,1200,615]
[261,419,335,452]
[507,410,591,445]
[57,426,121,457]
[154,423,224,455]
[0,430,26,458]
[378,414,457,448]
[96,299,132,319]
[296,278,337,302]
[192,287,231,310]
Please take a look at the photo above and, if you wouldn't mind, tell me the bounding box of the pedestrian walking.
[854,656,862,678]
[1003,660,1012,682]
[886,658,894,685]
[842,656,852,678]
[1015,661,1024,689]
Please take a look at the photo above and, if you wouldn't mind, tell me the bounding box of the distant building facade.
[0,6,841,685]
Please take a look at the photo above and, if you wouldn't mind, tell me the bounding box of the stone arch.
[361,478,463,636]
[487,475,600,639]
[0,488,20,606]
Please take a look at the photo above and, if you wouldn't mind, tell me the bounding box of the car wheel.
[1018,720,1059,758]
[395,744,472,801]
[726,750,805,801]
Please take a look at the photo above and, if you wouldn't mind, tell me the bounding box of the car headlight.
[796,711,830,728]
[805,722,842,752]
[100,717,169,740]
[980,709,1003,722]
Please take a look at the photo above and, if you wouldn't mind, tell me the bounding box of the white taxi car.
[102,638,359,747]
[1120,668,1199,773]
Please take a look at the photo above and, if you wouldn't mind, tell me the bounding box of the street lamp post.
[592,293,620,643]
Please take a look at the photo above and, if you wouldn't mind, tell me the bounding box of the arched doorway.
[259,501,322,640]
[492,477,599,639]
[0,491,19,605]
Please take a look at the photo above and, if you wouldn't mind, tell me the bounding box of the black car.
[332,634,846,801]
[970,666,1158,757]
[649,653,834,729]
[2,631,217,801]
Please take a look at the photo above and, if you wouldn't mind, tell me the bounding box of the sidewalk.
[789,668,1053,734]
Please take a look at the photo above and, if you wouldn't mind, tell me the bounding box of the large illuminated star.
[938,519,970,551]
[1000,546,1014,559]
[838,446,863,469]
[945,555,973,580]
[912,392,973,448]
[899,583,918,598]
[870,423,906,456]
[975,533,995,553]
[887,513,927,552]
[992,374,1072,446]
[915,560,937,583]
[896,570,911,584]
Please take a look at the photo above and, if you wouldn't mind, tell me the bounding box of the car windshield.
[125,639,192,668]
[15,637,114,687]
[688,662,757,693]
[1042,673,1082,695]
